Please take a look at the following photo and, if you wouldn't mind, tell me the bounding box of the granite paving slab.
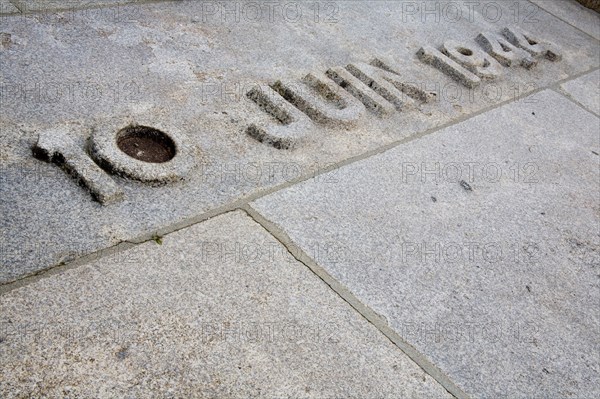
[1,0,599,283]
[0,0,19,14]
[251,90,600,398]
[6,0,162,14]
[0,210,453,398]
[529,0,600,40]
[560,68,600,115]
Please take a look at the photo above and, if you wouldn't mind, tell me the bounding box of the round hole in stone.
[458,47,473,56]
[116,125,176,163]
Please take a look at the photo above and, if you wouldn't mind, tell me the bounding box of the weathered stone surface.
[345,62,416,111]
[417,45,481,88]
[245,85,314,150]
[11,0,151,14]
[475,31,537,69]
[0,211,451,398]
[251,90,600,398]
[0,0,19,14]
[441,39,504,80]
[576,0,600,13]
[272,72,366,127]
[90,121,198,184]
[33,127,124,204]
[530,0,600,40]
[560,69,600,115]
[1,0,599,283]
[326,66,397,116]
[502,26,563,62]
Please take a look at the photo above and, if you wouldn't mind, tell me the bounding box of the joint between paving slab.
[552,87,600,118]
[2,0,180,16]
[8,0,22,13]
[525,0,600,44]
[0,198,245,295]
[1,66,598,295]
[240,204,471,399]
[549,69,600,118]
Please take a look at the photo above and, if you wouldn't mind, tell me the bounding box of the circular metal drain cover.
[90,122,197,184]
[117,126,176,163]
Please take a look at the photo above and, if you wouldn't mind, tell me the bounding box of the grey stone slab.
[251,90,600,398]
[1,0,599,283]
[0,211,451,398]
[0,0,19,15]
[530,0,600,40]
[33,127,125,204]
[14,0,152,13]
[560,69,600,114]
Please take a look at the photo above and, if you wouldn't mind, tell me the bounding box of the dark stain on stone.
[116,347,129,360]
[431,196,437,202]
[0,33,11,49]
[576,0,600,13]
[460,180,473,192]
[526,285,531,292]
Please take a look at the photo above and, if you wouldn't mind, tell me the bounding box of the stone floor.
[1,1,599,398]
